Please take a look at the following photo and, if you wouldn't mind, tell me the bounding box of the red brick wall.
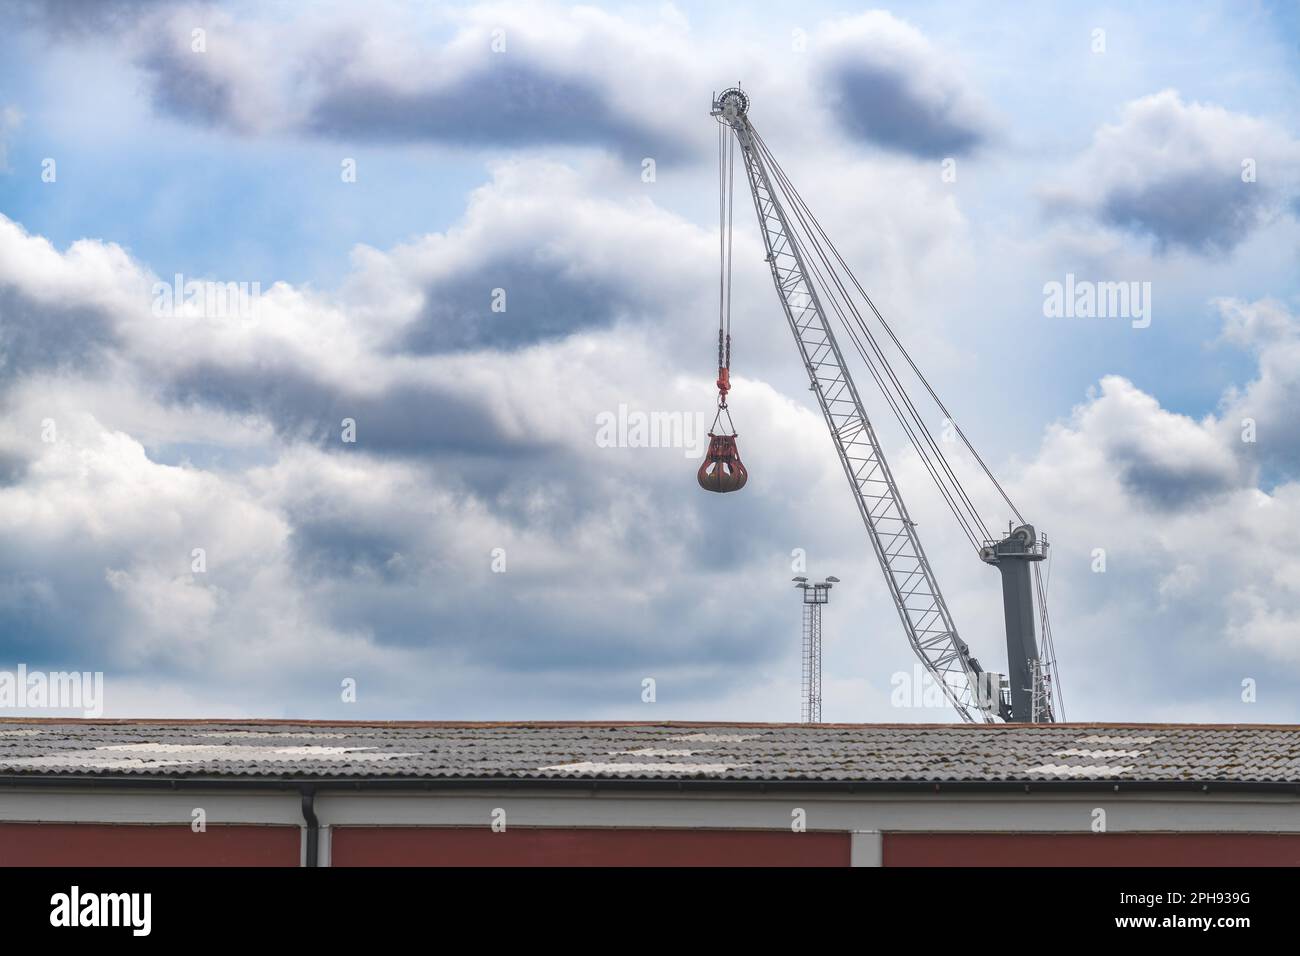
[884,832,1300,866]
[7,822,1297,867]
[0,822,301,867]
[331,826,850,867]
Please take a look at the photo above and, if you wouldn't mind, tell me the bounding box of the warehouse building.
[0,720,1297,866]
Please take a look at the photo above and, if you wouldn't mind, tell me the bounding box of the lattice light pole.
[794,575,838,723]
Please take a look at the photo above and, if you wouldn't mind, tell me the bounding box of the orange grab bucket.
[697,432,748,493]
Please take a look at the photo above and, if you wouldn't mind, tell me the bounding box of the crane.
[705,88,1063,723]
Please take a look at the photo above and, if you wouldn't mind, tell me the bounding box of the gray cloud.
[135,28,241,130]
[280,456,804,676]
[0,447,29,486]
[1099,171,1274,255]
[1042,90,1300,254]
[308,59,689,161]
[0,548,137,670]
[827,61,986,158]
[403,260,655,354]
[129,21,687,157]
[0,287,119,377]
[0,0,171,39]
[289,519,412,583]
[1111,438,1241,509]
[35,4,699,158]
[816,12,993,159]
[159,362,538,459]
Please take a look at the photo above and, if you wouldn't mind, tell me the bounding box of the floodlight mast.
[794,576,836,724]
[712,87,1059,723]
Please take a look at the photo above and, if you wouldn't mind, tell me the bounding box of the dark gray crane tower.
[981,525,1050,721]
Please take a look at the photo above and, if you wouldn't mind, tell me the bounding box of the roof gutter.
[0,774,1297,797]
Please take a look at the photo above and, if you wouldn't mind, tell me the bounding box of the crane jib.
[706,87,1062,723]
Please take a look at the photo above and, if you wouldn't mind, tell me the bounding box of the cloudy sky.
[0,0,1298,722]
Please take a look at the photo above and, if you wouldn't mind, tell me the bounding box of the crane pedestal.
[980,525,1047,722]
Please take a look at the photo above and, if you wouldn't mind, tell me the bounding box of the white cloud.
[103,1,703,157]
[2,0,1300,724]
[1000,301,1300,713]
[3,188,1300,721]
[1213,298,1300,473]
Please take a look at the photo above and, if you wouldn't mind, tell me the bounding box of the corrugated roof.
[0,721,1297,786]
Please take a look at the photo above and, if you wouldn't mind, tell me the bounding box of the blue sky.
[1,0,1299,722]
